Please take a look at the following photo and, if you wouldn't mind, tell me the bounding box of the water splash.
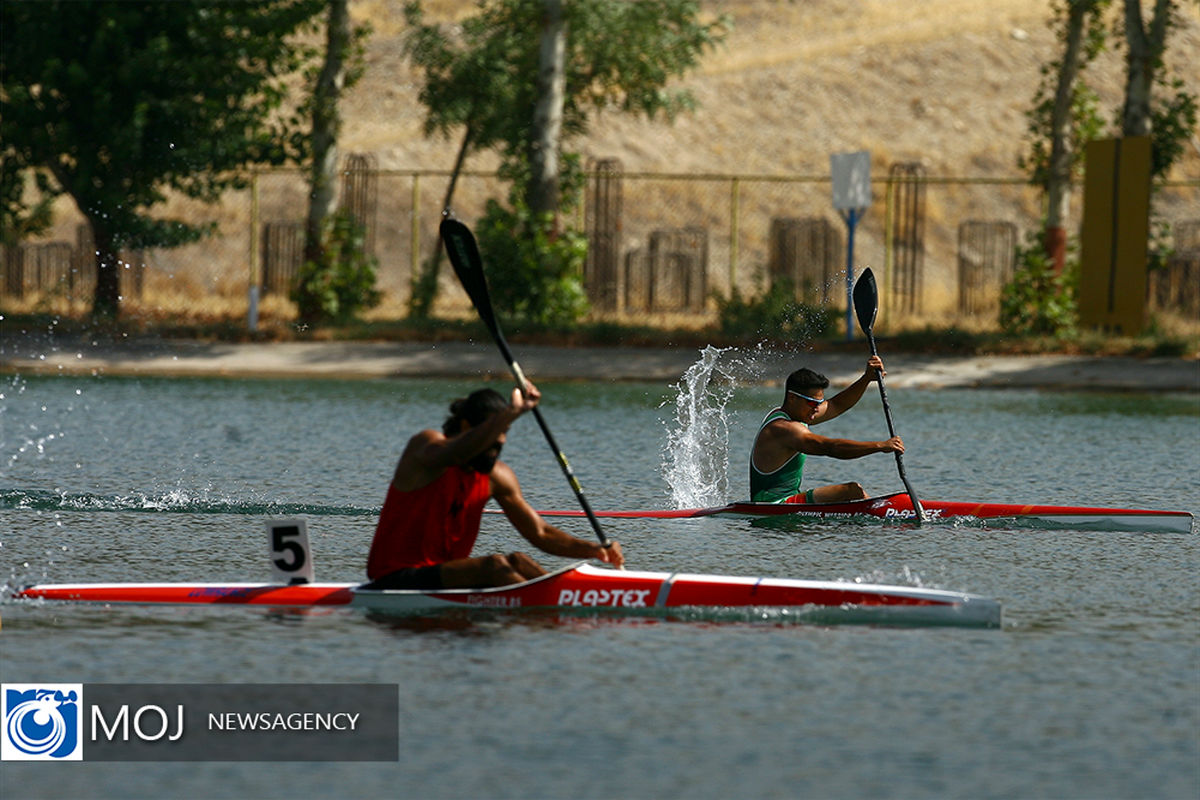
[660,345,772,508]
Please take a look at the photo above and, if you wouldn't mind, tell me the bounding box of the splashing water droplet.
[660,346,749,508]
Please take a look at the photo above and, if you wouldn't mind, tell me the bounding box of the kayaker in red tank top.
[367,466,491,578]
[364,382,624,590]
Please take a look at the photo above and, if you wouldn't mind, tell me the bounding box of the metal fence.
[2,159,1197,333]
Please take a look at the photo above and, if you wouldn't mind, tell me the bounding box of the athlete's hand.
[866,355,886,381]
[881,435,904,454]
[596,540,624,570]
[510,380,541,415]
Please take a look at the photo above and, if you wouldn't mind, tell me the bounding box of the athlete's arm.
[815,356,885,423]
[769,419,903,460]
[491,462,624,568]
[392,384,540,490]
[426,384,535,467]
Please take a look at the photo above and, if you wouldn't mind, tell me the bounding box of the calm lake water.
[2,350,1198,800]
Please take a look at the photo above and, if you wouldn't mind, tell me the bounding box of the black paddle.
[852,268,925,524]
[439,211,611,548]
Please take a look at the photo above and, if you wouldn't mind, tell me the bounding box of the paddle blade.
[852,267,878,337]
[440,214,499,336]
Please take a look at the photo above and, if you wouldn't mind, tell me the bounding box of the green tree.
[0,168,53,246]
[403,0,729,320]
[0,0,325,319]
[296,0,374,326]
[1014,0,1195,329]
[1019,0,1109,272]
[1116,0,1197,178]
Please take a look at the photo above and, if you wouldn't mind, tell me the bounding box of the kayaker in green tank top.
[749,356,905,503]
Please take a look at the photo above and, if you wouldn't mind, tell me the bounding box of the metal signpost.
[830,150,871,341]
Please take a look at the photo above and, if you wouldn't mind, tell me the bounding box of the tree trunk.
[1120,0,1170,138]
[303,0,350,271]
[89,221,122,320]
[442,126,474,214]
[408,126,473,319]
[49,159,123,319]
[1044,0,1092,272]
[528,0,566,220]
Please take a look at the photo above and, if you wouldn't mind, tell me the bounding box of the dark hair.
[785,368,829,396]
[443,388,508,435]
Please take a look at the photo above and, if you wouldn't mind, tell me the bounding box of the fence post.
[248,170,260,331]
[584,158,623,312]
[885,162,927,318]
[729,176,740,293]
[882,171,893,322]
[410,174,421,304]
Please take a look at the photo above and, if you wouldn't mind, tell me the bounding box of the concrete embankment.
[2,333,1197,392]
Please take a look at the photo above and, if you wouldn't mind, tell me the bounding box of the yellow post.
[1078,136,1152,335]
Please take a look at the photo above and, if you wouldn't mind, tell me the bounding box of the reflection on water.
[362,607,674,637]
[358,603,979,635]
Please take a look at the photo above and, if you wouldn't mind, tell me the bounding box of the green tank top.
[749,408,806,502]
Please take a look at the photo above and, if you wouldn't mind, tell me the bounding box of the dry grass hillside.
[343,0,1200,180]
[326,0,1199,329]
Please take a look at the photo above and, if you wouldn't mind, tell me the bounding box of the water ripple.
[0,488,376,517]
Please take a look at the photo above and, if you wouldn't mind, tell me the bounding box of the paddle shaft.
[852,268,924,523]
[492,338,611,547]
[440,215,611,548]
[863,330,925,523]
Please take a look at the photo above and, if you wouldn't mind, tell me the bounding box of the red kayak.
[512,491,1194,533]
[14,562,1002,628]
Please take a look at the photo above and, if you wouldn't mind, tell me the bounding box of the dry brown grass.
[342,0,1199,181]
[330,0,1198,341]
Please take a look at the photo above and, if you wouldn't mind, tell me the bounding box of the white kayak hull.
[15,563,1002,628]
[517,492,1195,533]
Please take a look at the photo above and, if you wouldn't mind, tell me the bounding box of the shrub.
[714,280,837,342]
[475,199,589,328]
[292,210,382,326]
[999,232,1078,337]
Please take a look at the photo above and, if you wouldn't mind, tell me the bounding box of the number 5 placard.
[265,518,315,584]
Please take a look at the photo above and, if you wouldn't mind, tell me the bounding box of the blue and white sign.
[830,150,871,211]
[2,684,84,761]
[830,150,873,339]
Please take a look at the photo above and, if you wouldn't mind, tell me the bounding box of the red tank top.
[366,465,492,579]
